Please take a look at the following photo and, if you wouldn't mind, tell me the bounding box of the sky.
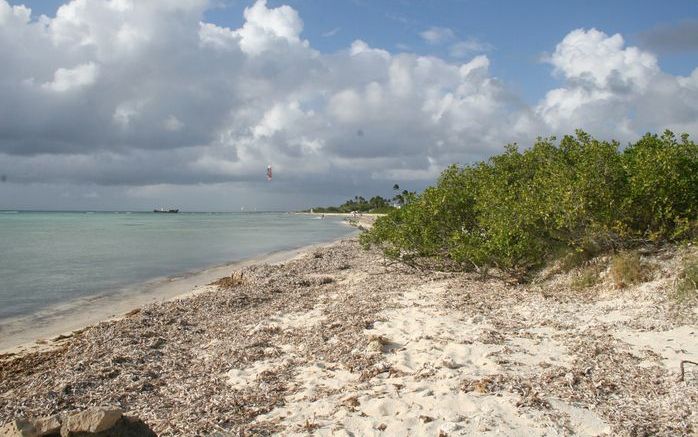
[0,0,697,211]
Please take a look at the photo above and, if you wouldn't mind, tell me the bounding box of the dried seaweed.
[0,239,421,436]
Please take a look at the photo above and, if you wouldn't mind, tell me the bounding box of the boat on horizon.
[153,208,179,213]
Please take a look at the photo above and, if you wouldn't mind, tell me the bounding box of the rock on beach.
[0,408,156,437]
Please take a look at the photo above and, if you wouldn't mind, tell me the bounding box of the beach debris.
[341,395,360,411]
[366,335,390,353]
[298,418,319,432]
[124,308,141,317]
[316,276,334,285]
[679,360,698,382]
[441,356,462,369]
[439,422,461,434]
[1,239,696,436]
[148,338,166,349]
[211,271,245,288]
[478,329,506,345]
[461,375,503,394]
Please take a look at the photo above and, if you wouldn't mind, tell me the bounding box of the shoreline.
[0,231,358,355]
[295,212,379,230]
[2,235,694,435]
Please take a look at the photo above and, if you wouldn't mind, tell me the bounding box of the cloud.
[0,1,696,210]
[545,29,658,90]
[419,26,455,44]
[41,62,99,92]
[449,38,493,57]
[163,115,184,132]
[638,19,698,54]
[322,27,340,37]
[232,0,307,55]
[536,28,698,139]
[420,27,493,59]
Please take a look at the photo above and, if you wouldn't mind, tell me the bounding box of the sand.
[249,262,697,436]
[1,237,696,436]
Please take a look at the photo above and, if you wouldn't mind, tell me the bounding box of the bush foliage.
[361,130,697,277]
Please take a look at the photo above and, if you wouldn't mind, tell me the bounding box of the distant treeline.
[361,130,698,279]
[305,186,416,214]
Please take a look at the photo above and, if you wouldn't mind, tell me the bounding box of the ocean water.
[0,211,355,320]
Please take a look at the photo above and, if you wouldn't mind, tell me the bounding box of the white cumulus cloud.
[42,62,99,92]
[537,28,698,139]
[233,0,307,55]
[0,2,696,210]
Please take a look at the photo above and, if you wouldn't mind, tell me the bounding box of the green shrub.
[362,130,697,279]
[609,251,649,288]
[622,131,698,241]
[361,165,478,269]
[675,255,698,301]
[369,206,395,214]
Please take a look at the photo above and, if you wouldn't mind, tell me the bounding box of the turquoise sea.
[0,211,354,321]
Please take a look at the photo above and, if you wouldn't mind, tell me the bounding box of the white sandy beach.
[250,266,697,435]
[1,235,696,436]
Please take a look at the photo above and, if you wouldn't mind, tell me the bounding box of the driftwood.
[678,360,698,382]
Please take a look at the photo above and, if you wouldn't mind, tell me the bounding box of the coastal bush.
[622,131,698,242]
[675,255,698,301]
[361,130,697,279]
[370,205,397,214]
[361,165,478,269]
